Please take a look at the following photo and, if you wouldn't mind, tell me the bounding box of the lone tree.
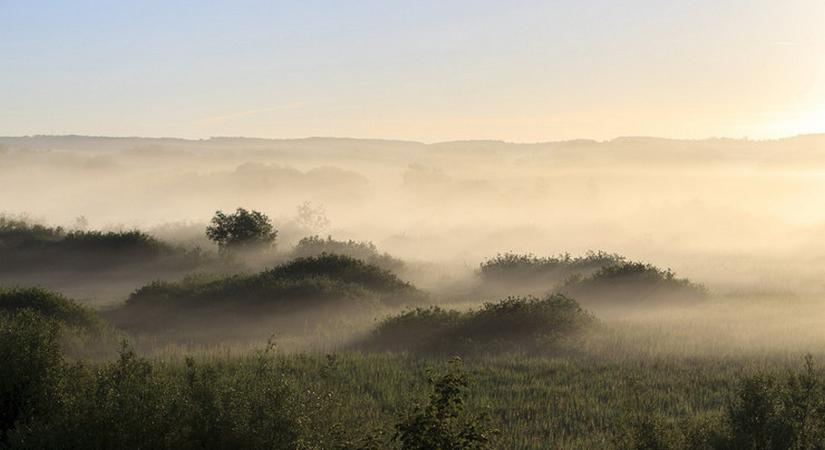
[206,208,277,253]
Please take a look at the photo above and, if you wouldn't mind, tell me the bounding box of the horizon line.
[2,132,825,146]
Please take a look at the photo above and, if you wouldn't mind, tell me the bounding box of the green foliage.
[0,215,203,272]
[293,235,404,271]
[365,294,595,354]
[367,307,465,352]
[3,336,374,449]
[0,311,63,444]
[0,287,101,332]
[395,359,497,450]
[479,251,624,284]
[560,261,707,304]
[116,254,424,334]
[267,253,416,302]
[723,356,825,449]
[621,357,825,450]
[206,207,277,252]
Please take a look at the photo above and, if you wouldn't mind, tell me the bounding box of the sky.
[1,0,824,143]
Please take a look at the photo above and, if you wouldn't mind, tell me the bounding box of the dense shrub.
[560,261,707,305]
[0,216,64,246]
[364,294,595,354]
[114,254,424,335]
[367,307,465,352]
[621,357,825,450]
[0,287,102,332]
[0,216,204,272]
[3,317,498,450]
[4,342,313,449]
[395,359,497,450]
[292,236,404,272]
[266,253,414,300]
[0,311,64,444]
[479,251,624,285]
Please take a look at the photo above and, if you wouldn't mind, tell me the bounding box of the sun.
[759,105,825,138]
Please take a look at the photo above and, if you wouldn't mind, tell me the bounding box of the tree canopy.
[205,208,277,252]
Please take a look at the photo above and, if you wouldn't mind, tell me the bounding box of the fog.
[4,134,825,297]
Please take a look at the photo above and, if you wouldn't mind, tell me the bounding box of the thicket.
[363,294,595,354]
[112,254,425,334]
[560,261,707,305]
[479,251,624,285]
[621,356,825,449]
[0,216,204,271]
[292,235,403,272]
[0,312,495,449]
[0,287,102,332]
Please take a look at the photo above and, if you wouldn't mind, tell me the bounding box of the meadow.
[4,135,825,448]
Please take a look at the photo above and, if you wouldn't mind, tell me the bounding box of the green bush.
[621,357,825,450]
[0,311,64,444]
[479,251,624,285]
[292,236,404,272]
[395,359,497,450]
[364,294,595,354]
[0,216,204,272]
[0,287,102,332]
[367,307,465,352]
[114,254,424,335]
[560,261,707,305]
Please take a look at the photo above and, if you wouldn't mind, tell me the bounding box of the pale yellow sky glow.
[1,1,824,142]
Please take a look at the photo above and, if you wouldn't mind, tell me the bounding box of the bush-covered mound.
[291,235,404,272]
[0,216,205,272]
[362,294,595,354]
[0,287,102,332]
[476,251,624,296]
[112,254,425,334]
[559,261,707,305]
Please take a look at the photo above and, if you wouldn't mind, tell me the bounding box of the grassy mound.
[291,235,403,271]
[363,294,595,354]
[559,261,707,305]
[476,251,624,297]
[0,287,102,332]
[0,216,204,272]
[113,254,425,334]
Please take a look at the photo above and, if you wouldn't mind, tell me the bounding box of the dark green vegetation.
[560,262,708,306]
[206,207,278,253]
[0,287,101,332]
[292,235,404,272]
[3,305,823,450]
[362,294,595,354]
[479,251,624,285]
[0,215,204,272]
[476,252,706,306]
[0,214,818,449]
[620,357,825,449]
[109,254,425,337]
[0,216,215,302]
[0,311,496,450]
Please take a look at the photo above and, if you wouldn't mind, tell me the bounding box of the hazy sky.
[2,0,824,142]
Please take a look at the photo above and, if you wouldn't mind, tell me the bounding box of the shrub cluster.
[0,312,496,450]
[292,235,404,272]
[479,251,624,285]
[364,294,595,354]
[621,357,825,450]
[0,216,203,272]
[560,261,707,305]
[0,287,102,332]
[114,254,425,334]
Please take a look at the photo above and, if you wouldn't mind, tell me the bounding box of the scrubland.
[4,135,825,448]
